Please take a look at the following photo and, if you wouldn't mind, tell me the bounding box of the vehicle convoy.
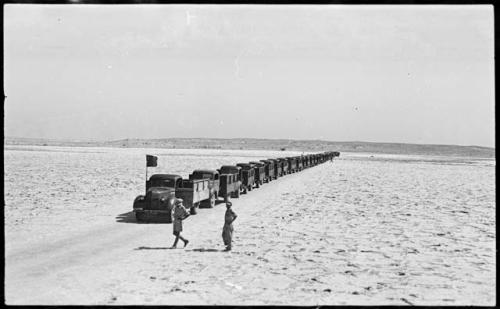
[250,161,266,188]
[218,165,242,201]
[188,169,220,208]
[133,173,212,222]
[236,163,255,194]
[259,159,275,182]
[133,151,339,221]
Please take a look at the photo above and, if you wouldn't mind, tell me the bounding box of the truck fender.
[133,195,145,208]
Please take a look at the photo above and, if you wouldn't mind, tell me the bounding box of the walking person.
[222,202,237,251]
[171,198,190,248]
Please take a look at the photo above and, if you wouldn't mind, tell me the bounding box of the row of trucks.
[133,151,340,222]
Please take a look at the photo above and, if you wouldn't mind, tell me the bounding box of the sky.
[4,5,495,147]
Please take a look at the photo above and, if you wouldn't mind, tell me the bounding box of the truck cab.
[134,174,181,222]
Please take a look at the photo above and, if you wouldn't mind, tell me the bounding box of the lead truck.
[133,173,213,222]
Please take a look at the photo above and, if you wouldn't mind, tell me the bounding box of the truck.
[133,174,212,222]
[297,156,303,171]
[303,155,310,169]
[268,158,281,178]
[218,165,242,201]
[287,157,297,173]
[188,169,220,208]
[250,161,265,188]
[259,159,275,182]
[236,163,255,194]
[277,157,289,175]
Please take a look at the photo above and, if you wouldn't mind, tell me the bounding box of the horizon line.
[4,136,495,150]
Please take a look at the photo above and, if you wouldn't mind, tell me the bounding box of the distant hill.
[4,137,495,158]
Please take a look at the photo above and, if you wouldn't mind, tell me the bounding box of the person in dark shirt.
[222,202,237,251]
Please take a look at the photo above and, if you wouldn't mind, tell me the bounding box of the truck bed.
[175,179,211,207]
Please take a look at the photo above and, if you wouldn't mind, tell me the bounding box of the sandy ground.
[4,146,496,305]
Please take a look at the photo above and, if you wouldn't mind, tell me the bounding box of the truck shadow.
[199,200,226,209]
[115,211,171,224]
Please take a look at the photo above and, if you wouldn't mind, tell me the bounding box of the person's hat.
[175,198,183,205]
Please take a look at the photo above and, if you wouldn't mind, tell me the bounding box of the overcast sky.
[4,5,494,147]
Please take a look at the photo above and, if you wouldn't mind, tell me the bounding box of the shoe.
[184,240,189,248]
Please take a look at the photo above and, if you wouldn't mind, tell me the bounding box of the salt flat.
[4,146,496,305]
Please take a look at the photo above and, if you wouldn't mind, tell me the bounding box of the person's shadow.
[188,248,227,252]
[134,247,225,252]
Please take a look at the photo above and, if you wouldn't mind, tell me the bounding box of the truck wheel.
[135,212,144,222]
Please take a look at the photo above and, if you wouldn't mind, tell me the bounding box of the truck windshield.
[150,179,176,188]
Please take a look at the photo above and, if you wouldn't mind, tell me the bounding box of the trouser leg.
[173,235,180,247]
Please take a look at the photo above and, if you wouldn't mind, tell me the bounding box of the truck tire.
[135,212,144,222]
[209,194,215,208]
[231,189,240,198]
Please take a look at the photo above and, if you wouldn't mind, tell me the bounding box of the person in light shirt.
[171,198,190,248]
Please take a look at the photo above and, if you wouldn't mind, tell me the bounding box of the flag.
[146,155,158,167]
